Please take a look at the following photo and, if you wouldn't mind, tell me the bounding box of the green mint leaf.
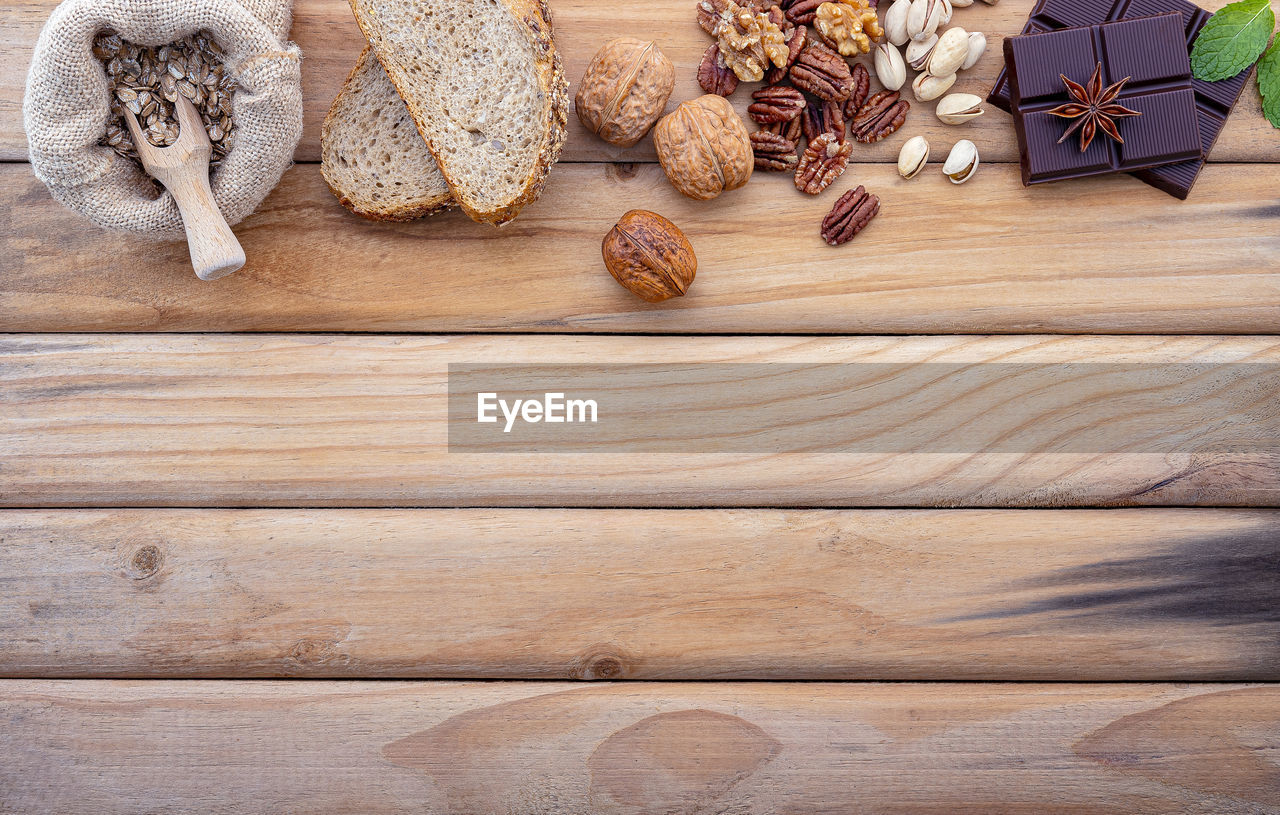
[1191,0,1275,82]
[1260,38,1280,127]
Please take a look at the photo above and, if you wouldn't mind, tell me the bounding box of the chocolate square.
[987,0,1255,199]
[1005,14,1202,187]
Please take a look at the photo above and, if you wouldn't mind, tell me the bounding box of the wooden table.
[3,1,1279,811]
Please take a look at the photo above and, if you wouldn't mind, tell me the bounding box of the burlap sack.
[23,0,302,237]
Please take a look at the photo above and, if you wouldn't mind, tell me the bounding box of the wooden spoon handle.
[164,167,246,281]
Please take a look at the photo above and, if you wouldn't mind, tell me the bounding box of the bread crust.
[320,47,455,222]
[348,0,568,226]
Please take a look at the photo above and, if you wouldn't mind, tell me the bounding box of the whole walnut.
[653,95,754,200]
[602,210,697,303]
[575,38,676,147]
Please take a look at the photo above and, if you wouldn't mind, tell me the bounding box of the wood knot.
[572,646,631,680]
[606,162,640,181]
[126,544,163,579]
[284,628,352,672]
[588,656,624,679]
[287,638,335,665]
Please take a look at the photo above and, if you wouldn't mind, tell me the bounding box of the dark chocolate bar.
[1005,14,1202,187]
[987,0,1255,198]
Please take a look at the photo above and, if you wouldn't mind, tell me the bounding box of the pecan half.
[748,85,806,123]
[794,131,852,194]
[751,130,800,171]
[821,185,880,246]
[697,44,739,96]
[765,23,807,83]
[763,3,789,31]
[765,115,803,143]
[802,97,846,144]
[790,41,854,102]
[783,0,824,24]
[849,89,909,143]
[842,62,872,118]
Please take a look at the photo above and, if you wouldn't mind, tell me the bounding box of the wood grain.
[2,508,1277,679]
[4,334,1278,508]
[2,680,1277,813]
[5,163,1279,333]
[5,0,1279,164]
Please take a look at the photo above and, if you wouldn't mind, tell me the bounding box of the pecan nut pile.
[697,44,739,96]
[794,132,851,194]
[748,85,806,123]
[815,0,884,56]
[697,0,790,82]
[789,41,854,102]
[821,185,880,246]
[849,90,909,143]
[750,130,800,171]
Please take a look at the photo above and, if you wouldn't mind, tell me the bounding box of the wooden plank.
[4,334,1278,507]
[5,0,1279,164]
[5,163,1279,333]
[1,680,1277,812]
[2,508,1277,679]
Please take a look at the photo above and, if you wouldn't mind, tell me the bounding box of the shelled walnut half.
[697,0,790,81]
[814,0,884,56]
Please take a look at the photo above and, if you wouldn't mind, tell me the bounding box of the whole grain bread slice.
[348,0,568,225]
[321,47,454,222]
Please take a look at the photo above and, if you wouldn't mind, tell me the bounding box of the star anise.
[1047,62,1141,153]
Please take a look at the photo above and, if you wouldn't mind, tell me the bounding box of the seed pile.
[94,30,236,168]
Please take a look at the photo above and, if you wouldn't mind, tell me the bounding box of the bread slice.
[348,0,568,225]
[321,47,454,222]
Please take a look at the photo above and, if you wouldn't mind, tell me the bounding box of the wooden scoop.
[124,95,245,281]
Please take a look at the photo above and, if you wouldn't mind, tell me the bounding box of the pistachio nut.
[873,42,907,91]
[912,70,955,102]
[927,27,968,77]
[935,93,985,124]
[950,0,974,7]
[961,31,987,70]
[885,0,913,46]
[905,34,938,71]
[978,0,999,5]
[943,139,979,184]
[907,0,944,41]
[897,135,930,179]
[938,0,954,25]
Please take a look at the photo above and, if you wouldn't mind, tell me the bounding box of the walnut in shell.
[602,210,698,303]
[653,94,754,200]
[575,38,676,147]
